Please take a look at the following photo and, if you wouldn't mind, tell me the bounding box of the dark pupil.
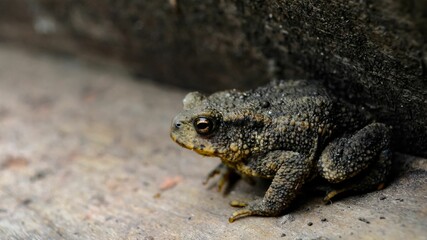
[197,122,209,130]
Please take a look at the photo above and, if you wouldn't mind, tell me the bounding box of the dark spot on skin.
[261,101,270,108]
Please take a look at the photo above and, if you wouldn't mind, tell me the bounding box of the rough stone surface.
[0,0,426,157]
[0,44,426,239]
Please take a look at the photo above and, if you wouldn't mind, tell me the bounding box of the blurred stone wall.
[0,0,426,156]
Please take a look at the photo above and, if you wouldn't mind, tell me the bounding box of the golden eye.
[193,117,214,135]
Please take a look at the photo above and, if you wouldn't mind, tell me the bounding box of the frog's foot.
[229,199,275,223]
[323,188,348,203]
[204,163,240,193]
[323,182,386,203]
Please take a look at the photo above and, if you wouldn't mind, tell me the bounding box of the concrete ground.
[0,44,425,240]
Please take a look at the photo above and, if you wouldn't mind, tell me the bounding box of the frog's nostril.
[174,120,183,129]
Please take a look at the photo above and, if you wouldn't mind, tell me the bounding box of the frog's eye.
[193,117,215,135]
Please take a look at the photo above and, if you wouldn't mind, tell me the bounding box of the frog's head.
[170,91,270,163]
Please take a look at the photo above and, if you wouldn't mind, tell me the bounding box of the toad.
[170,80,391,222]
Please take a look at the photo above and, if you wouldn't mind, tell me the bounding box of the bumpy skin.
[170,80,392,222]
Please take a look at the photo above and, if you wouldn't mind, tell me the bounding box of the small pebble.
[280,214,296,224]
[358,217,370,224]
[307,222,313,226]
[321,218,328,222]
[21,199,32,205]
[379,196,386,200]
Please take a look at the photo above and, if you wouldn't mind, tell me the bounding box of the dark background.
[0,0,426,156]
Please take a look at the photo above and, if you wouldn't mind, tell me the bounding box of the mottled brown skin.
[170,80,392,222]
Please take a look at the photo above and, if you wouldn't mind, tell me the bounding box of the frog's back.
[260,80,334,116]
[254,80,369,137]
[207,80,367,134]
[208,80,331,113]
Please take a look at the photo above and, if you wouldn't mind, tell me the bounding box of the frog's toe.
[323,189,345,203]
[229,208,253,223]
[228,200,277,222]
[229,202,261,222]
[229,200,248,208]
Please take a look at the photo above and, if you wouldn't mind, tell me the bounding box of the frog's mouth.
[191,144,217,157]
[170,132,217,157]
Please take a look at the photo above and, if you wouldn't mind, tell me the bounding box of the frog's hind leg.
[317,123,392,202]
[322,149,392,202]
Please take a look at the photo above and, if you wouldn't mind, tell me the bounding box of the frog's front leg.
[204,163,241,192]
[229,151,313,222]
